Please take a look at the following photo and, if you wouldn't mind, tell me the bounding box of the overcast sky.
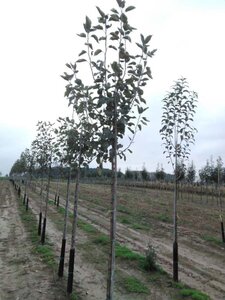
[0,0,225,175]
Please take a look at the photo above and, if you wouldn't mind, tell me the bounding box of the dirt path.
[0,180,67,300]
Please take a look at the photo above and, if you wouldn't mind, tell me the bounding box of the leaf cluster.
[31,121,55,171]
[61,0,156,163]
[160,77,198,165]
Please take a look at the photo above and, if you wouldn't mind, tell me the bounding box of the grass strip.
[18,199,57,270]
[172,282,210,300]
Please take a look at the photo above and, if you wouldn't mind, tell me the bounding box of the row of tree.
[10,1,156,299]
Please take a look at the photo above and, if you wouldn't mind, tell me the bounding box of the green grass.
[18,198,57,270]
[123,276,149,294]
[202,235,224,246]
[157,213,172,223]
[119,216,132,225]
[180,288,210,300]
[93,234,110,245]
[115,244,144,262]
[131,222,149,231]
[35,244,56,267]
[172,282,210,300]
[78,220,97,233]
[117,204,130,214]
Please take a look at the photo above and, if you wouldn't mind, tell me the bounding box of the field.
[1,178,225,299]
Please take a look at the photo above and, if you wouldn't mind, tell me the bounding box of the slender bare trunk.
[106,106,118,300]
[58,167,71,277]
[67,164,81,294]
[173,129,178,282]
[41,164,51,244]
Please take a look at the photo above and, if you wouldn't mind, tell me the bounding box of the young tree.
[186,161,196,183]
[216,156,225,242]
[141,164,149,181]
[160,77,198,281]
[32,121,55,244]
[125,167,133,180]
[155,163,166,181]
[62,1,156,298]
[54,118,72,278]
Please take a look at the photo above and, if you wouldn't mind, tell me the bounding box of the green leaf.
[91,34,99,43]
[78,50,86,56]
[85,43,93,50]
[120,13,128,24]
[94,49,102,56]
[61,73,73,81]
[146,67,152,79]
[65,63,72,69]
[138,124,142,131]
[77,33,86,38]
[116,0,125,8]
[93,25,103,30]
[125,6,135,12]
[111,8,119,13]
[111,61,121,74]
[145,35,152,44]
[76,59,86,63]
[147,49,157,57]
[136,43,143,50]
[84,16,92,33]
[109,45,117,51]
[96,6,105,18]
[109,14,120,22]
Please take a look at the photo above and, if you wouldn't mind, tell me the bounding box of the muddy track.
[44,186,225,300]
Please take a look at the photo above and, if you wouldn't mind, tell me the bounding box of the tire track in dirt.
[26,192,108,300]
[76,200,225,300]
[25,185,174,300]
[0,181,67,300]
[28,184,225,299]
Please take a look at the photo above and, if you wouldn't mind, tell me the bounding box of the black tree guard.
[26,198,29,211]
[173,241,178,281]
[221,221,225,243]
[41,217,47,244]
[67,248,75,294]
[23,193,26,205]
[38,212,42,236]
[58,238,66,277]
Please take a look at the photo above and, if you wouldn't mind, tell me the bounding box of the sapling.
[32,121,55,243]
[54,117,77,278]
[160,77,198,281]
[62,1,156,298]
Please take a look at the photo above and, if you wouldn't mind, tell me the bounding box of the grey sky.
[0,0,225,175]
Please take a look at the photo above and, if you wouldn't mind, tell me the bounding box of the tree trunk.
[41,165,51,244]
[67,166,80,294]
[106,109,118,300]
[173,147,178,282]
[38,212,42,236]
[58,167,71,277]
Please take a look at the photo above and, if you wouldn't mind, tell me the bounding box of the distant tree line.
[10,153,225,185]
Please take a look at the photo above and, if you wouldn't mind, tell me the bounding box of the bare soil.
[4,178,225,300]
[56,181,225,300]
[0,180,67,300]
